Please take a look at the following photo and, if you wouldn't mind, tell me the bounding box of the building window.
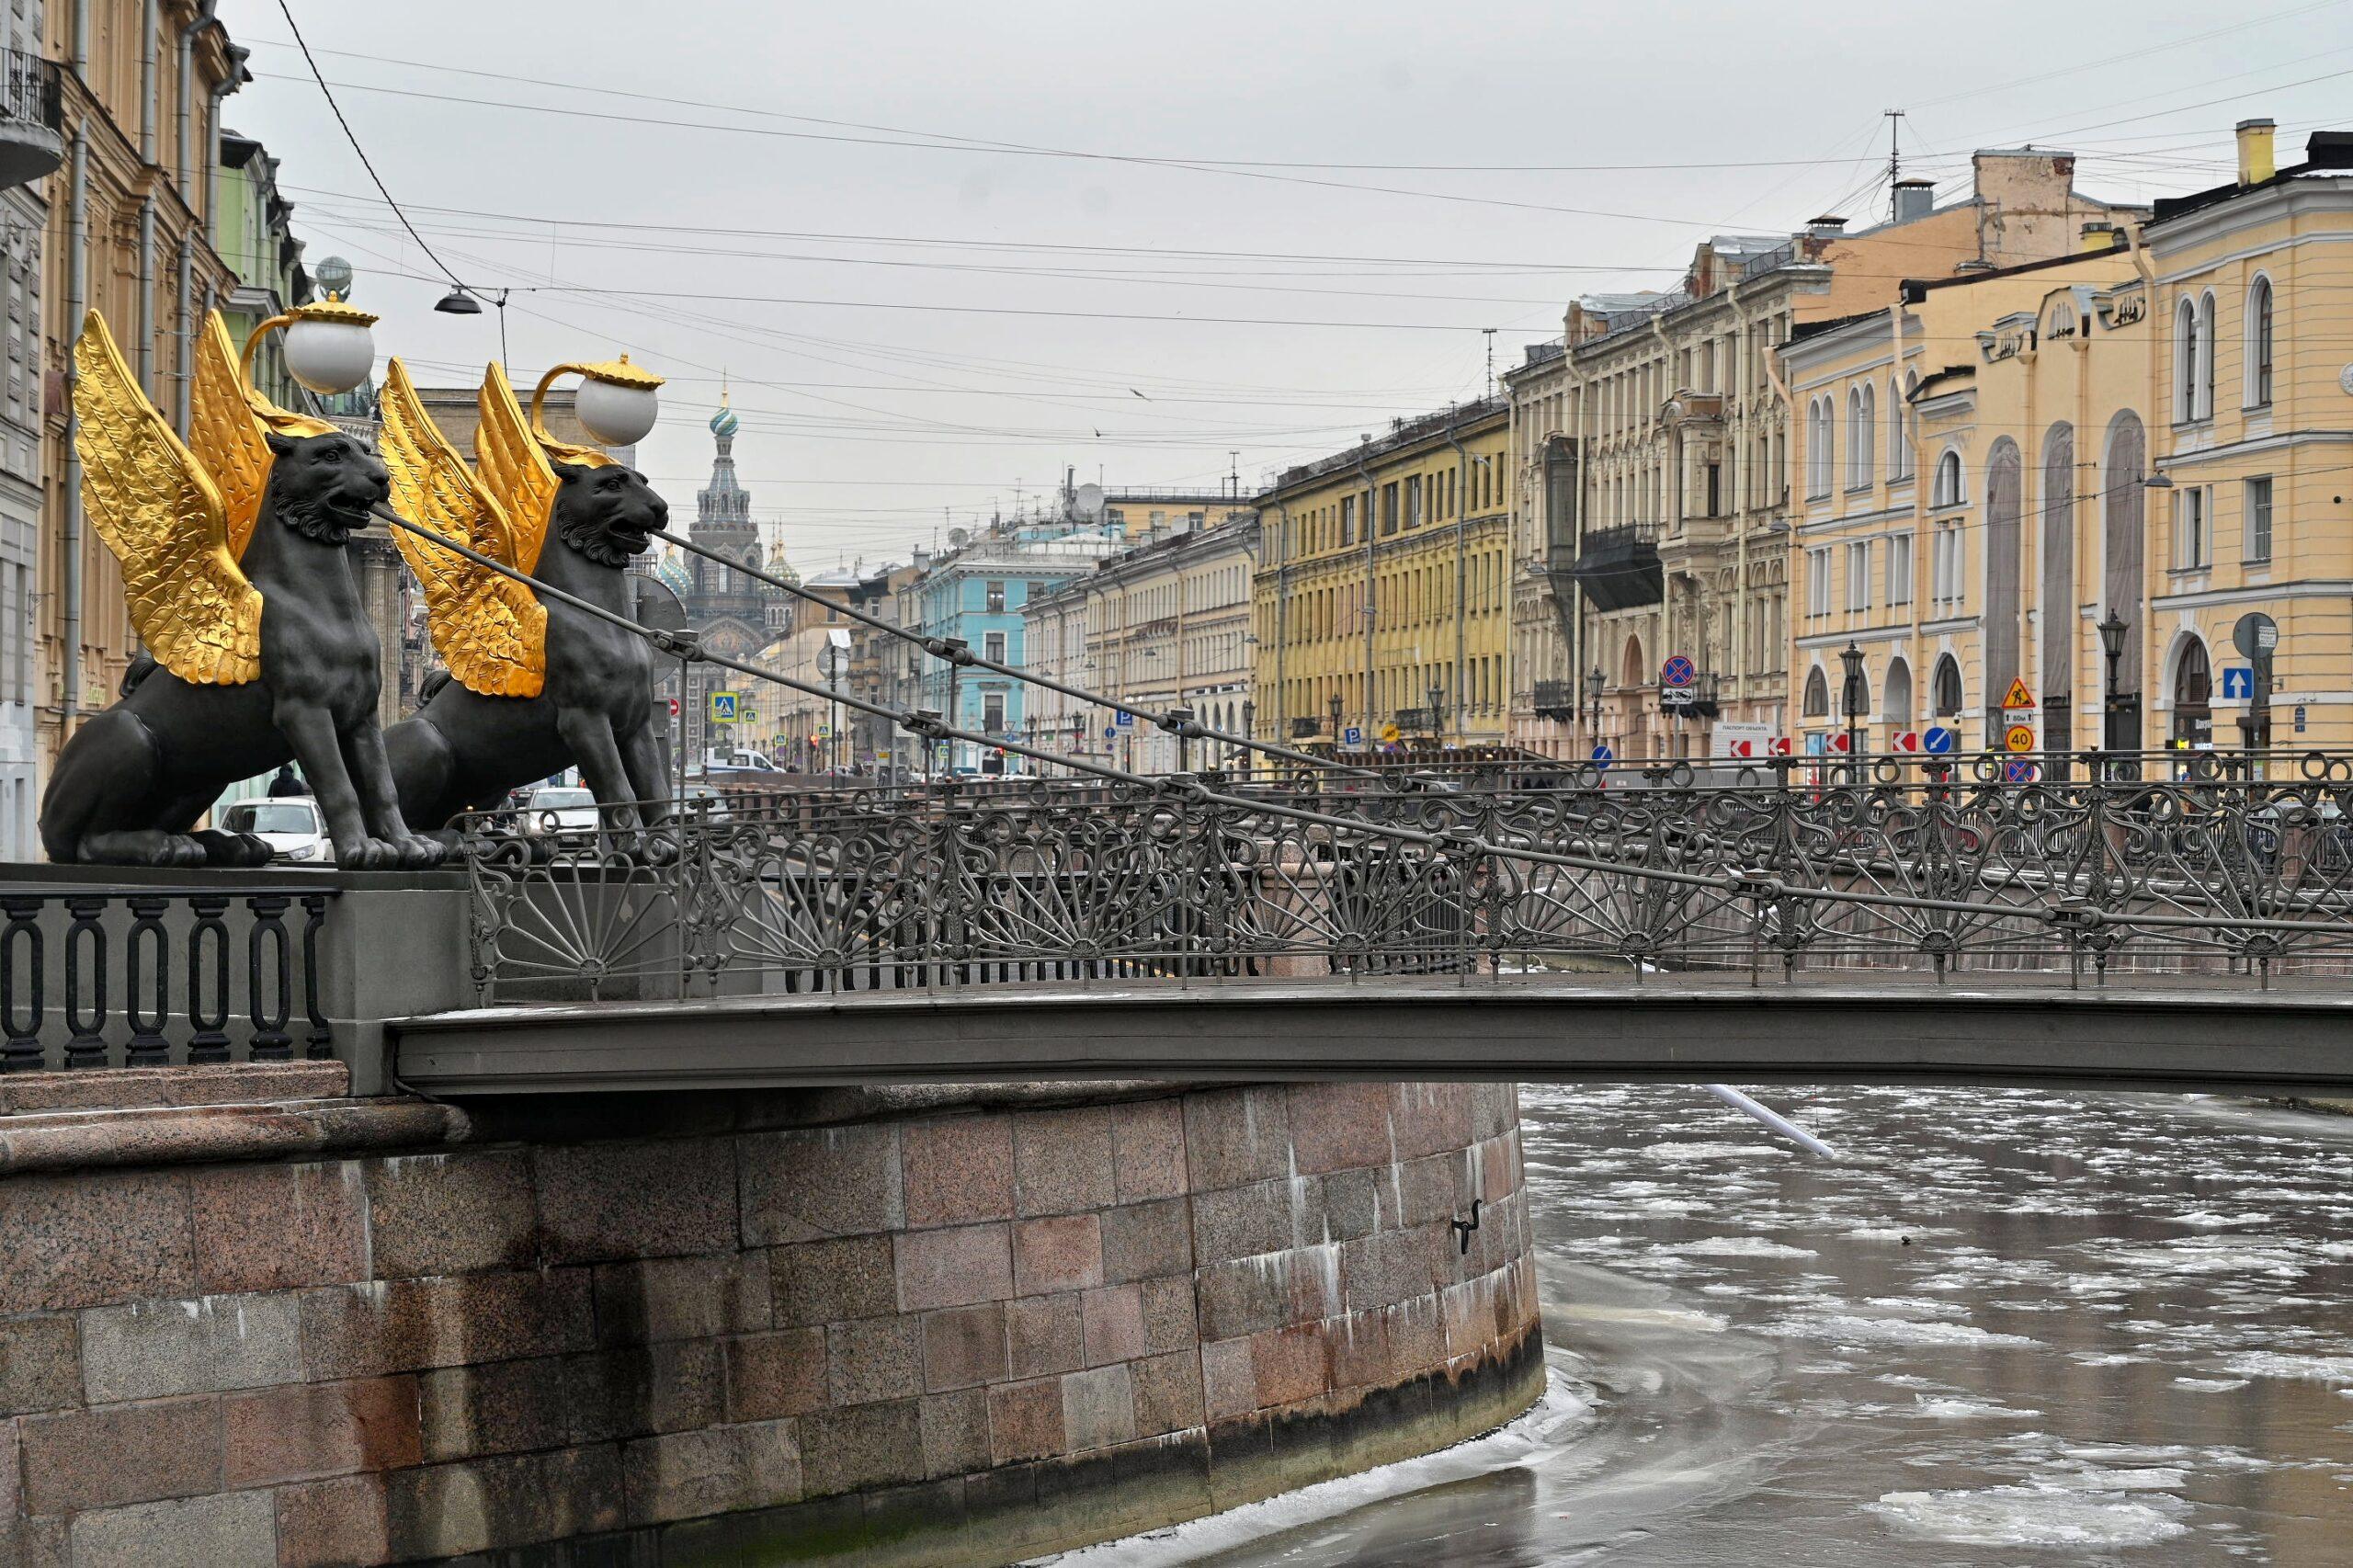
[1340,494,1357,546]
[1932,654,1963,717]
[2245,475,2273,562]
[1847,384,1874,489]
[2246,276,2274,408]
[1805,546,1831,617]
[1802,666,1830,718]
[1806,396,1833,498]
[2177,292,2216,422]
[983,631,1006,664]
[1931,449,1963,509]
[1932,524,1963,605]
[1403,474,1422,528]
[985,580,1006,612]
[1846,540,1870,611]
[1887,531,1914,606]
[2174,486,2209,569]
[983,693,1006,733]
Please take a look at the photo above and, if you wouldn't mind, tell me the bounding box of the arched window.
[2174,639,2211,710]
[1883,657,1914,726]
[1802,665,1830,718]
[1847,385,1874,488]
[1806,397,1832,497]
[2246,275,2274,408]
[1888,374,1912,478]
[2197,291,2217,419]
[1931,449,1963,508]
[1932,654,1963,717]
[2175,298,2200,423]
[1620,634,1646,688]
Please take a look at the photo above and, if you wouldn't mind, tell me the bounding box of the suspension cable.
[376,508,2353,937]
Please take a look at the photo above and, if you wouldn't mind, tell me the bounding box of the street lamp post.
[2097,608,2128,769]
[1585,666,1605,746]
[1427,684,1446,750]
[1838,641,1865,769]
[1328,695,1344,751]
[1239,699,1255,780]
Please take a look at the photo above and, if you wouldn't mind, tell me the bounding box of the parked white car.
[519,785,600,839]
[219,799,335,864]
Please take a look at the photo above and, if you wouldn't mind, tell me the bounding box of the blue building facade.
[913,525,1122,774]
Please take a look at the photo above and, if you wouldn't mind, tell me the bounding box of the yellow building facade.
[1253,400,1510,754]
[1779,121,2353,761]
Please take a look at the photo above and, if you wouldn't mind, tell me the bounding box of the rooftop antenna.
[1483,328,1496,400]
[1885,110,1906,224]
[1229,450,1240,499]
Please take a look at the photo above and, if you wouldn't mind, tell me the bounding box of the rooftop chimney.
[2237,118,2277,187]
[1892,179,1935,224]
[2080,220,2120,254]
[1806,216,1848,239]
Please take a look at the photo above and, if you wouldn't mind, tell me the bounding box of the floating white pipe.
[1704,1084,1838,1160]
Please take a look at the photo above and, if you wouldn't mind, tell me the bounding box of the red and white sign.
[1710,720,1776,760]
[1768,736,1792,756]
[1893,729,1921,753]
[666,698,680,717]
[1828,732,1852,753]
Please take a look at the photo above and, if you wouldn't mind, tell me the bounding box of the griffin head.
[551,460,667,567]
[262,428,392,547]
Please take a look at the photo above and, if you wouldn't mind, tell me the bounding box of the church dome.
[709,403,739,439]
[655,555,694,598]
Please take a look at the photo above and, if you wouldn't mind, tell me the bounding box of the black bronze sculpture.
[376,358,676,838]
[39,311,445,869]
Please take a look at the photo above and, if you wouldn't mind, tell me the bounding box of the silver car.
[220,798,335,863]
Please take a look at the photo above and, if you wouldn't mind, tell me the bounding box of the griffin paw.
[337,837,404,871]
[392,834,450,869]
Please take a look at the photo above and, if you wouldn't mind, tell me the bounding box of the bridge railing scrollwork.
[454,769,2353,1004]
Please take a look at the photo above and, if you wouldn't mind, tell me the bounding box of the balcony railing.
[0,50,62,190]
[1290,716,1324,739]
[1531,680,1579,722]
[1559,522,1665,612]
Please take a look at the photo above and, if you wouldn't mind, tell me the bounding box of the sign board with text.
[1710,721,1775,759]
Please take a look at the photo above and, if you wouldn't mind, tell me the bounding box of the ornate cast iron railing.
[0,884,335,1072]
[456,765,2353,1003]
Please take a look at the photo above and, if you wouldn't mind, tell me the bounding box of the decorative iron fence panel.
[457,772,2353,1000]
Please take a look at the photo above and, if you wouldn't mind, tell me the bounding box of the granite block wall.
[0,1081,1541,1565]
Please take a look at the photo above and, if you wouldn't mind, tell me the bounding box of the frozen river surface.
[1052,1086,2353,1566]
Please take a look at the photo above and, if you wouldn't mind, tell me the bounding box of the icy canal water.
[1054,1087,2353,1566]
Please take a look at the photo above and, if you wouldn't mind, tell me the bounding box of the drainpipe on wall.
[2129,221,2160,726]
[1268,498,1290,747]
[62,131,88,729]
[139,0,158,164]
[1354,446,1376,733]
[1443,419,1473,751]
[73,0,88,69]
[1754,291,1800,728]
[135,199,155,395]
[175,19,194,201]
[174,237,192,430]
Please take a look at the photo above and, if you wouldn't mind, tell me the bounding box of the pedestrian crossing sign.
[708,691,739,723]
[2002,677,2035,710]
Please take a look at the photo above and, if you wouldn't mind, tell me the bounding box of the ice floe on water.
[1663,1236,1819,1259]
[1910,1394,2042,1420]
[1761,1312,2041,1350]
[2218,1351,2353,1384]
[2174,1377,2250,1392]
[1866,1484,2192,1549]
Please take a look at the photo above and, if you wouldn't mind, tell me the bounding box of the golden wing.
[187,312,274,559]
[381,358,547,699]
[475,361,559,575]
[72,310,260,686]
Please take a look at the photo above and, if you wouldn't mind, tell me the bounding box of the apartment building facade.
[1507,151,2143,762]
[1252,399,1510,756]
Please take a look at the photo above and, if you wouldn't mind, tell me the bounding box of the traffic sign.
[1342,725,1364,747]
[2233,612,2279,661]
[2004,722,2037,753]
[1661,653,1696,688]
[2004,758,2039,783]
[666,697,680,718]
[1379,722,1402,744]
[2221,666,2254,701]
[1923,725,1956,755]
[1768,736,1792,756]
[1104,726,1119,740]
[1893,729,1921,753]
[1589,744,1613,768]
[816,725,831,739]
[1114,710,1135,729]
[707,691,739,723]
[2002,676,2035,710]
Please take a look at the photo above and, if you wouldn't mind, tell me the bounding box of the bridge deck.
[390,974,2353,1097]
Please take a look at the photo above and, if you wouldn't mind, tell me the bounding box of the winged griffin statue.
[39,309,446,869]
[376,356,676,840]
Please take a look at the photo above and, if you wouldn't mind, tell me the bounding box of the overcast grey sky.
[220,0,2353,574]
